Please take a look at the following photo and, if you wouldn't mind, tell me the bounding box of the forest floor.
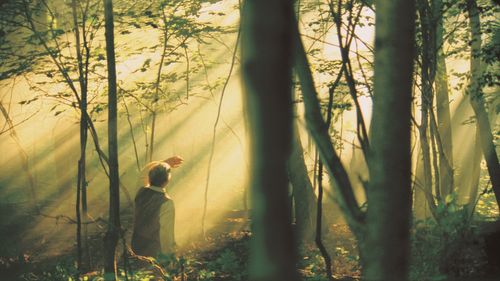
[0,206,361,281]
[1,209,499,281]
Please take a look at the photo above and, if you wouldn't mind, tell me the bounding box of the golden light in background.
[0,0,488,257]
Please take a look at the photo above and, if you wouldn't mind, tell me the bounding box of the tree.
[466,0,500,210]
[116,0,220,164]
[314,82,336,281]
[103,0,120,279]
[293,0,415,279]
[288,122,317,244]
[433,0,454,197]
[241,0,299,280]
[417,0,440,214]
[8,0,109,273]
[145,0,207,162]
[70,0,92,270]
[413,0,458,217]
[364,0,415,279]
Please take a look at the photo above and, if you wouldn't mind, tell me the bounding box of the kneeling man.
[131,156,183,257]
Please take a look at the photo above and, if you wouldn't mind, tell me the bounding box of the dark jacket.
[131,187,175,257]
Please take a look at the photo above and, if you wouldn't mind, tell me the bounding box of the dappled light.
[0,0,499,280]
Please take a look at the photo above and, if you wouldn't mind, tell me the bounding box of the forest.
[0,0,499,280]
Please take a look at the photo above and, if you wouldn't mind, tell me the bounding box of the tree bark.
[316,161,334,281]
[433,0,454,197]
[292,11,364,230]
[147,7,169,163]
[71,0,90,271]
[313,79,336,281]
[241,0,299,280]
[417,0,439,211]
[467,126,482,215]
[288,123,316,243]
[414,148,430,220]
[364,1,415,280]
[466,0,500,210]
[103,0,120,279]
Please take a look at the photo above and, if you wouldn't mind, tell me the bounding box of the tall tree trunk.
[466,0,500,210]
[148,6,169,163]
[71,0,90,271]
[288,123,316,243]
[419,79,436,208]
[103,0,120,279]
[241,0,298,280]
[316,160,334,281]
[414,148,429,220]
[433,0,454,197]
[313,79,336,281]
[364,1,415,281]
[292,14,364,230]
[418,0,439,211]
[467,126,482,215]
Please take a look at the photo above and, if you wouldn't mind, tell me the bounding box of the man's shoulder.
[135,187,166,200]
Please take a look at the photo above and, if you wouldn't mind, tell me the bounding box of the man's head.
[148,162,171,187]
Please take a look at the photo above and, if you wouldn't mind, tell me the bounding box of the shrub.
[410,198,487,281]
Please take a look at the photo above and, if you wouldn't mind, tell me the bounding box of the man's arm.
[137,156,183,187]
[163,156,183,168]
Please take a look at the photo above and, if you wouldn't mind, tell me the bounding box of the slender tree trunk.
[288,123,316,243]
[103,0,120,279]
[241,0,298,280]
[429,118,441,199]
[418,0,439,209]
[466,0,500,209]
[71,0,90,271]
[148,7,169,162]
[292,13,364,230]
[414,148,429,220]
[434,0,454,197]
[418,67,437,210]
[331,1,370,156]
[313,81,336,281]
[467,126,482,215]
[202,23,242,238]
[364,1,415,280]
[75,157,83,271]
[316,161,334,281]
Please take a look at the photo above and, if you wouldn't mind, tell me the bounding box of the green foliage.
[113,0,228,121]
[298,250,330,281]
[410,198,487,281]
[20,260,78,281]
[213,249,240,274]
[298,245,360,281]
[474,185,500,221]
[157,253,187,279]
[116,234,250,281]
[205,248,247,280]
[197,269,216,281]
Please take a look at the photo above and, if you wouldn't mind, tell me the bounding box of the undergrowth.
[410,194,488,281]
